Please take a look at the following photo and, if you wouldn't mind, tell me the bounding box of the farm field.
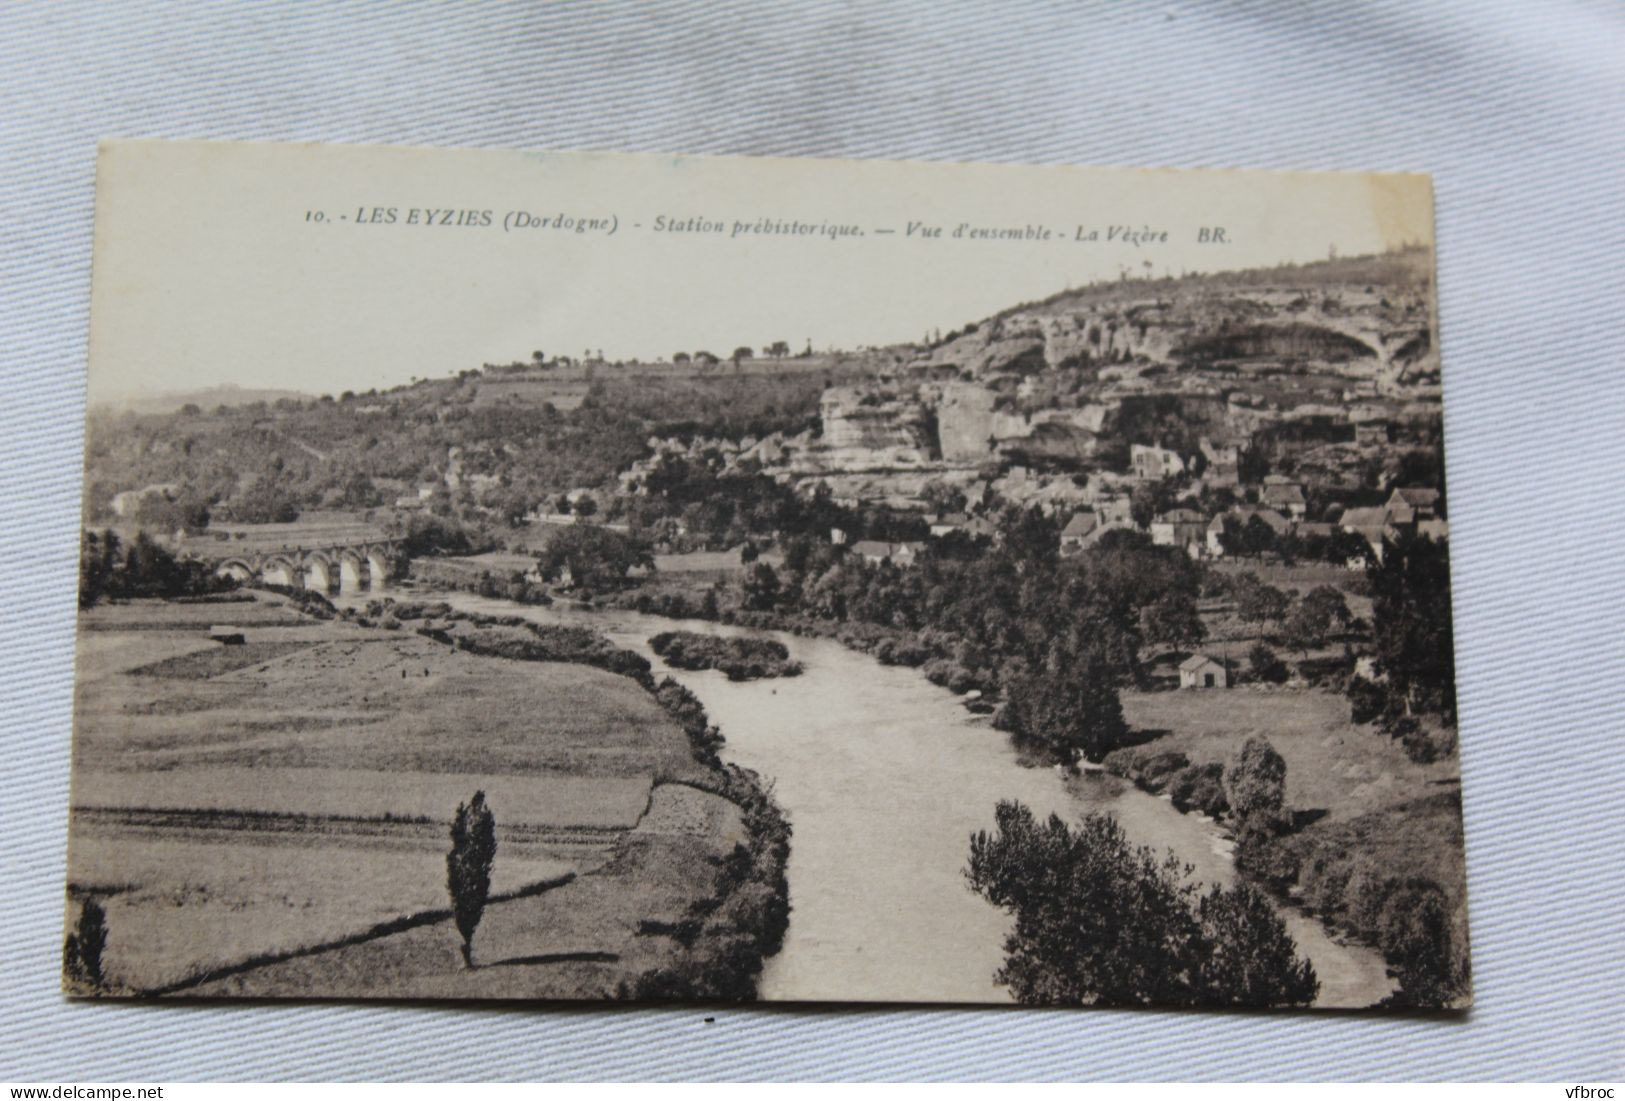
[66,593,732,996]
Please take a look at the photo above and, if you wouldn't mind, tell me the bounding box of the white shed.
[1178,653,1228,689]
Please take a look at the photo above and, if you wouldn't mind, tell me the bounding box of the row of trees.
[735,512,1207,764]
[78,530,234,609]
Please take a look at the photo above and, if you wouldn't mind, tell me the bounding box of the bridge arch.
[337,549,367,593]
[260,553,303,588]
[214,558,258,584]
[364,543,395,592]
[303,550,338,595]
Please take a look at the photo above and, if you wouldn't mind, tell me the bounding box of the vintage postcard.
[68,140,1468,1008]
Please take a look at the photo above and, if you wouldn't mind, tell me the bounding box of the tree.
[134,491,211,534]
[390,512,486,558]
[1366,530,1456,723]
[1225,735,1287,822]
[1194,883,1320,1006]
[672,352,691,364]
[63,898,108,990]
[337,472,384,510]
[731,346,754,364]
[1241,514,1280,559]
[1376,879,1467,1007]
[920,479,966,515]
[1247,641,1288,684]
[1232,573,1290,637]
[78,529,230,607]
[1280,584,1350,655]
[1001,650,1128,765]
[1142,591,1206,651]
[966,801,1317,1007]
[447,791,497,968]
[572,494,598,519]
[1130,478,1179,529]
[741,561,781,611]
[226,476,301,524]
[766,340,790,359]
[536,524,653,591]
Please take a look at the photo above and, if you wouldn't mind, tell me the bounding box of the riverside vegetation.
[648,631,803,681]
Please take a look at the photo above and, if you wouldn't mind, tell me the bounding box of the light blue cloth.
[2,0,1622,1082]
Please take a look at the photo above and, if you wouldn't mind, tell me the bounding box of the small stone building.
[1178,653,1228,689]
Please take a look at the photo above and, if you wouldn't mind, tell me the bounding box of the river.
[417,591,1394,1007]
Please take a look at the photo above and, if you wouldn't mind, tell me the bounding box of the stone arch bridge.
[199,538,401,596]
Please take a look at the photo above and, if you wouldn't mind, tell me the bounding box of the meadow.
[67,592,740,996]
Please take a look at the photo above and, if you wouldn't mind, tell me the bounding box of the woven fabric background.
[2,0,1621,1082]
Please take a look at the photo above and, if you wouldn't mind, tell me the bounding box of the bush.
[1224,736,1287,822]
[1168,762,1228,817]
[1346,674,1387,724]
[648,631,802,680]
[1247,642,1289,684]
[1103,748,1190,793]
[451,622,652,683]
[1232,813,1298,890]
[1375,879,1467,1007]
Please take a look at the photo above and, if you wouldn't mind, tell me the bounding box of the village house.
[1385,486,1441,525]
[1059,511,1099,555]
[1199,436,1242,468]
[110,483,179,518]
[1094,493,1134,527]
[851,540,923,567]
[1197,436,1243,488]
[1339,505,1394,561]
[928,512,970,537]
[962,479,990,512]
[1151,508,1207,550]
[1179,653,1229,689]
[1260,480,1308,520]
[1131,443,1185,481]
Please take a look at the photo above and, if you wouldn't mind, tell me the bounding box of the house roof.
[1262,483,1307,506]
[1417,518,1450,540]
[1061,512,1099,538]
[852,540,922,559]
[1340,506,1390,529]
[1390,487,1440,507]
[1179,654,1224,672]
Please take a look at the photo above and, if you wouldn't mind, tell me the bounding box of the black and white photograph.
[63,140,1470,1011]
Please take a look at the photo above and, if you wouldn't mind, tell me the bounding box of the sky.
[87,140,1433,404]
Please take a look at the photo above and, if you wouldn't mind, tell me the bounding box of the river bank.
[425,589,1397,1007]
[590,573,1459,1006]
